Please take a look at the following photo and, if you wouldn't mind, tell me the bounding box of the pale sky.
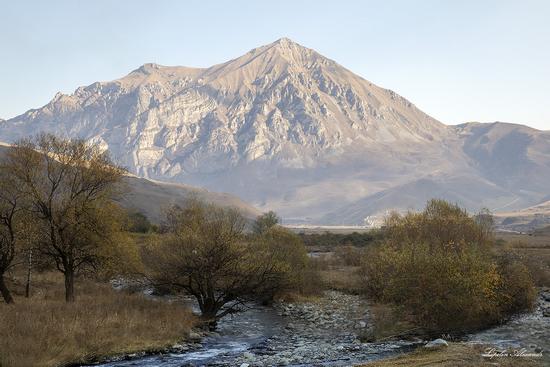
[1,0,549,130]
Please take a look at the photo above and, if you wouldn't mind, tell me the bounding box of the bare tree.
[4,134,126,302]
[0,172,23,304]
[146,200,286,330]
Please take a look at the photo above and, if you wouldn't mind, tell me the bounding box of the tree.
[474,208,495,241]
[146,200,287,330]
[0,170,26,304]
[253,211,280,235]
[256,226,309,295]
[5,134,126,302]
[128,211,153,233]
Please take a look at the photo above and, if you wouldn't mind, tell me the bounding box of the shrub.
[361,199,536,334]
[128,212,154,233]
[334,245,363,266]
[259,226,313,295]
[495,251,537,315]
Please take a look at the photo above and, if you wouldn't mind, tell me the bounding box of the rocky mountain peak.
[3,40,548,224]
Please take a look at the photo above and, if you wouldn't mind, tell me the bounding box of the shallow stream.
[87,291,549,366]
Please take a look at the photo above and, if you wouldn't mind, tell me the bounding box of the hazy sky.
[2,0,549,129]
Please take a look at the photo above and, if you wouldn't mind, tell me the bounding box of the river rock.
[239,364,250,367]
[424,338,448,349]
[279,357,291,365]
[188,331,202,342]
[355,321,367,328]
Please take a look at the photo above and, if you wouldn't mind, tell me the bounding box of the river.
[86,290,549,366]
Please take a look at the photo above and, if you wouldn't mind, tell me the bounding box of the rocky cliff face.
[2,38,549,224]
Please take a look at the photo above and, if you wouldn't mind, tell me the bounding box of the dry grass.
[362,343,543,367]
[0,273,195,367]
[358,303,416,342]
[496,232,550,287]
[308,253,363,294]
[319,267,362,293]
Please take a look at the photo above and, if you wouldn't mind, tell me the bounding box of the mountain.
[1,38,549,224]
[494,199,550,232]
[456,122,550,196]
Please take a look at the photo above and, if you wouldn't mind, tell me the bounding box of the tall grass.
[0,275,195,367]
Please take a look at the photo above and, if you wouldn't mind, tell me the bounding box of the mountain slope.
[1,39,549,224]
[456,122,550,194]
[119,175,260,223]
[0,145,260,223]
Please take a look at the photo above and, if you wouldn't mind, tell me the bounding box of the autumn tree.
[5,134,126,302]
[146,200,288,330]
[252,211,280,235]
[255,226,309,295]
[361,199,535,333]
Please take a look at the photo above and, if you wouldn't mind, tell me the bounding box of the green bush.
[361,199,535,334]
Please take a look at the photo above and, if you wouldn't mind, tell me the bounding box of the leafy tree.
[253,211,280,235]
[5,134,127,302]
[146,200,288,330]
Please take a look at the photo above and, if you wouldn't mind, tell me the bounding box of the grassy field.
[496,231,550,287]
[362,343,543,367]
[0,273,195,367]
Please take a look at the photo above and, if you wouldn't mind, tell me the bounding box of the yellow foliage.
[361,199,535,333]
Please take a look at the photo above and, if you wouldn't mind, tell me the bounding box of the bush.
[259,226,311,294]
[298,230,385,249]
[495,252,537,315]
[361,199,536,334]
[254,226,324,299]
[334,245,363,266]
[128,212,154,233]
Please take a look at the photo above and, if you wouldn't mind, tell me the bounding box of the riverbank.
[87,291,422,367]
[3,276,548,367]
[86,289,549,367]
[0,274,195,367]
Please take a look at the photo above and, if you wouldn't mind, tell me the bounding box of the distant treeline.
[297,230,385,248]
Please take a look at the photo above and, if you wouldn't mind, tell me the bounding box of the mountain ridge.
[2,38,549,224]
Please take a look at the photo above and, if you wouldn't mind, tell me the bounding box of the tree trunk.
[25,249,32,298]
[199,298,219,331]
[0,275,14,304]
[200,312,218,331]
[64,269,75,302]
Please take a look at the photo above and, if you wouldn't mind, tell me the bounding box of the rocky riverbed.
[86,291,420,367]
[467,288,550,363]
[87,290,550,367]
